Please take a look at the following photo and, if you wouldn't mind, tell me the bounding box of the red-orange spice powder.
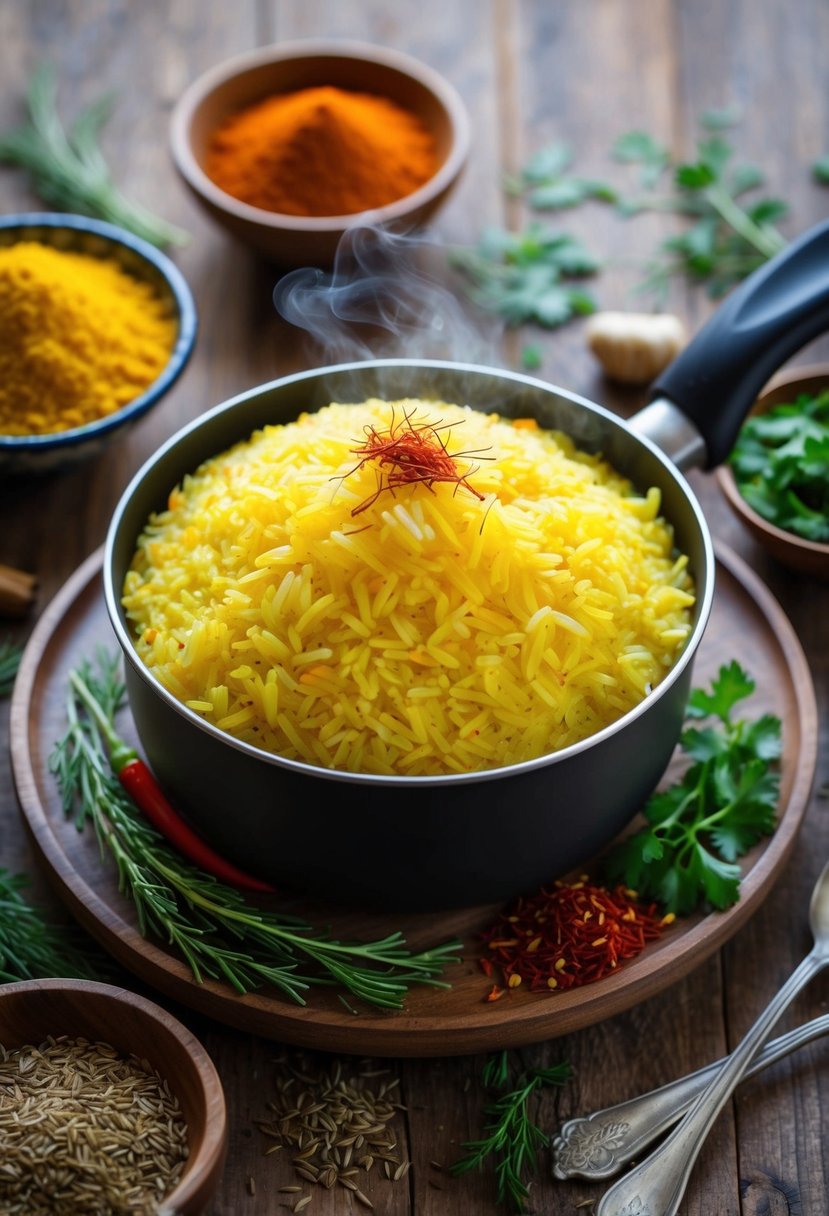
[480,877,674,999]
[204,85,439,217]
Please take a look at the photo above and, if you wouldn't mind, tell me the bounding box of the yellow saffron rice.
[122,400,695,776]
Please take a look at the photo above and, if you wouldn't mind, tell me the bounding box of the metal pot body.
[106,360,712,911]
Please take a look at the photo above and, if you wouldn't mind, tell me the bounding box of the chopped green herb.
[0,639,23,696]
[451,1050,570,1212]
[450,224,599,328]
[603,663,781,915]
[729,390,829,542]
[0,65,188,249]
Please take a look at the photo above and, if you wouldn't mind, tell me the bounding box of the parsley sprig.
[603,663,781,915]
[504,141,618,210]
[451,1050,571,1212]
[611,115,788,301]
[450,224,599,327]
[49,652,461,1009]
[729,390,829,542]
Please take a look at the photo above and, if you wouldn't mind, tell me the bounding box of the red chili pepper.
[117,758,275,893]
[71,671,275,894]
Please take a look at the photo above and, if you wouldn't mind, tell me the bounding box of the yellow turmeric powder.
[205,85,439,217]
[0,242,176,436]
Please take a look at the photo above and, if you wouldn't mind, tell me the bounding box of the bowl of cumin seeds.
[0,979,227,1215]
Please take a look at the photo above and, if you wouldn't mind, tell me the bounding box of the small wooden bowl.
[0,979,227,1215]
[169,39,470,267]
[717,363,829,579]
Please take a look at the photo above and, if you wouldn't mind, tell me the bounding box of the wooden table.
[2,2,828,1213]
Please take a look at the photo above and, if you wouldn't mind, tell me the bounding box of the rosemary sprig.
[0,869,106,982]
[0,639,23,696]
[49,652,461,1009]
[0,65,188,249]
[451,1050,571,1211]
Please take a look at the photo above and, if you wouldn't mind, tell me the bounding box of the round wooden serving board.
[11,544,818,1057]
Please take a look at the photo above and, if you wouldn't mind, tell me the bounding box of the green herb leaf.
[612,130,670,188]
[511,141,618,211]
[603,663,781,915]
[451,1052,570,1212]
[812,155,829,184]
[700,105,743,130]
[729,390,829,541]
[450,224,599,328]
[0,64,188,249]
[0,639,23,696]
[50,652,461,1009]
[0,869,107,982]
[613,116,788,301]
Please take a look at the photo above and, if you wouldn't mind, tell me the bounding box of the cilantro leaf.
[813,154,829,184]
[612,116,788,301]
[729,390,829,541]
[510,141,618,211]
[602,664,781,915]
[450,225,599,328]
[686,660,755,724]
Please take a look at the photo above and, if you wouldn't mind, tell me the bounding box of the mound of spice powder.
[204,85,438,217]
[0,241,176,436]
[480,877,674,999]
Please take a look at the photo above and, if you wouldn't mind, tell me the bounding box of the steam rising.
[273,225,502,365]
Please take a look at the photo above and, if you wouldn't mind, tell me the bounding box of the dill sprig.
[49,652,461,1010]
[0,65,188,249]
[0,639,23,696]
[0,869,106,982]
[451,1050,571,1211]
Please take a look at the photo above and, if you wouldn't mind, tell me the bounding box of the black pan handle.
[649,218,829,468]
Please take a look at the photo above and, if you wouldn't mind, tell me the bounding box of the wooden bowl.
[0,979,227,1215]
[0,213,197,478]
[169,39,470,267]
[716,363,829,579]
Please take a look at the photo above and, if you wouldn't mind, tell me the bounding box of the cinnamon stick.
[0,563,37,617]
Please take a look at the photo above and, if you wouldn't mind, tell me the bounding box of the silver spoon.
[595,856,829,1216]
[552,1012,829,1180]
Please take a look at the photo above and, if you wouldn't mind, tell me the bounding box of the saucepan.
[104,220,829,911]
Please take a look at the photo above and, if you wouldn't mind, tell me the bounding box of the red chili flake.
[485,984,505,1003]
[478,877,671,994]
[341,404,490,515]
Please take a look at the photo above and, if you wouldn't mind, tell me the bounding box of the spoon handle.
[595,948,826,1216]
[552,1012,829,1180]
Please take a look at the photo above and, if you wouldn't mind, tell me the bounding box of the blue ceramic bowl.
[0,213,197,476]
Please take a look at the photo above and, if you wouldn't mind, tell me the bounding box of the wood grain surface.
[2,3,829,1214]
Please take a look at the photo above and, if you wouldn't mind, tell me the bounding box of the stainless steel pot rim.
[104,358,716,789]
